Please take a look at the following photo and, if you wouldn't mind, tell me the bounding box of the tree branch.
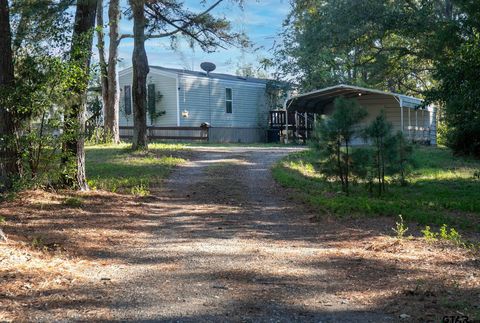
[119,0,225,45]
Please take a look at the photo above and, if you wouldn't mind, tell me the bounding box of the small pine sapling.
[392,214,408,239]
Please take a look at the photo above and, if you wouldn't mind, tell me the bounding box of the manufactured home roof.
[286,84,424,112]
[150,65,268,85]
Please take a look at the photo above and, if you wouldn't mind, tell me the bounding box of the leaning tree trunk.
[0,0,18,191]
[63,0,97,190]
[106,0,120,143]
[130,0,149,150]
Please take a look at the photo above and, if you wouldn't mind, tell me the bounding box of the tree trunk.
[96,0,109,141]
[377,143,381,196]
[336,140,345,191]
[96,0,120,144]
[63,0,97,190]
[0,0,18,191]
[106,0,120,144]
[345,141,349,196]
[130,0,149,150]
[445,0,453,20]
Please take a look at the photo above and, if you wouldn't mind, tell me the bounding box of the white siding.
[178,74,267,128]
[429,107,437,145]
[177,75,211,126]
[118,70,133,126]
[118,68,178,127]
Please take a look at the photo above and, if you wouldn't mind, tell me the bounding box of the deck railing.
[268,110,315,142]
[269,110,296,129]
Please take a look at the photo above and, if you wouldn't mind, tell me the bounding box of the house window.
[225,88,232,114]
[124,85,131,115]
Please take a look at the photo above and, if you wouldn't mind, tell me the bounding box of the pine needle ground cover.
[0,143,188,320]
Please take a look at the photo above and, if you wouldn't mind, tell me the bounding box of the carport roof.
[286,84,424,112]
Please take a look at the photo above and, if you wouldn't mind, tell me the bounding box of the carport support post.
[400,97,404,132]
[295,112,299,139]
[285,109,289,143]
[305,112,308,139]
[415,109,418,129]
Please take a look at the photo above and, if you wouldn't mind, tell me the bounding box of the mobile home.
[118,66,271,143]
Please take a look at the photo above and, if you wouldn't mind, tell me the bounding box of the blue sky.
[107,0,290,74]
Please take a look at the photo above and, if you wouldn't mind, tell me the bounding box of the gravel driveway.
[106,146,393,322]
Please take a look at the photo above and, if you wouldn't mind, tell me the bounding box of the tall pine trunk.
[345,141,350,196]
[96,0,120,144]
[130,0,149,150]
[96,0,109,140]
[0,0,18,191]
[106,0,120,143]
[63,0,97,190]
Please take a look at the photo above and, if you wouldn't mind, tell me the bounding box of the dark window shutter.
[226,101,232,114]
[148,84,156,116]
[124,85,131,115]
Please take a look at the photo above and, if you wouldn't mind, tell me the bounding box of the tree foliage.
[311,97,367,195]
[274,0,448,93]
[393,131,414,186]
[427,0,480,157]
[361,112,414,195]
[277,0,480,157]
[312,102,415,196]
[363,112,395,195]
[0,0,97,192]
[123,0,249,52]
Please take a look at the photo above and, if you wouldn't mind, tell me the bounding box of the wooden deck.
[268,110,315,142]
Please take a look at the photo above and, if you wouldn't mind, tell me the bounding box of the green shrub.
[422,224,463,246]
[421,226,438,241]
[439,224,463,244]
[131,182,150,196]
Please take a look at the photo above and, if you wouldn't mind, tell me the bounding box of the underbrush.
[272,146,480,231]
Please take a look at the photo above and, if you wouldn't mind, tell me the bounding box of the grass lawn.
[273,146,480,231]
[85,142,187,195]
